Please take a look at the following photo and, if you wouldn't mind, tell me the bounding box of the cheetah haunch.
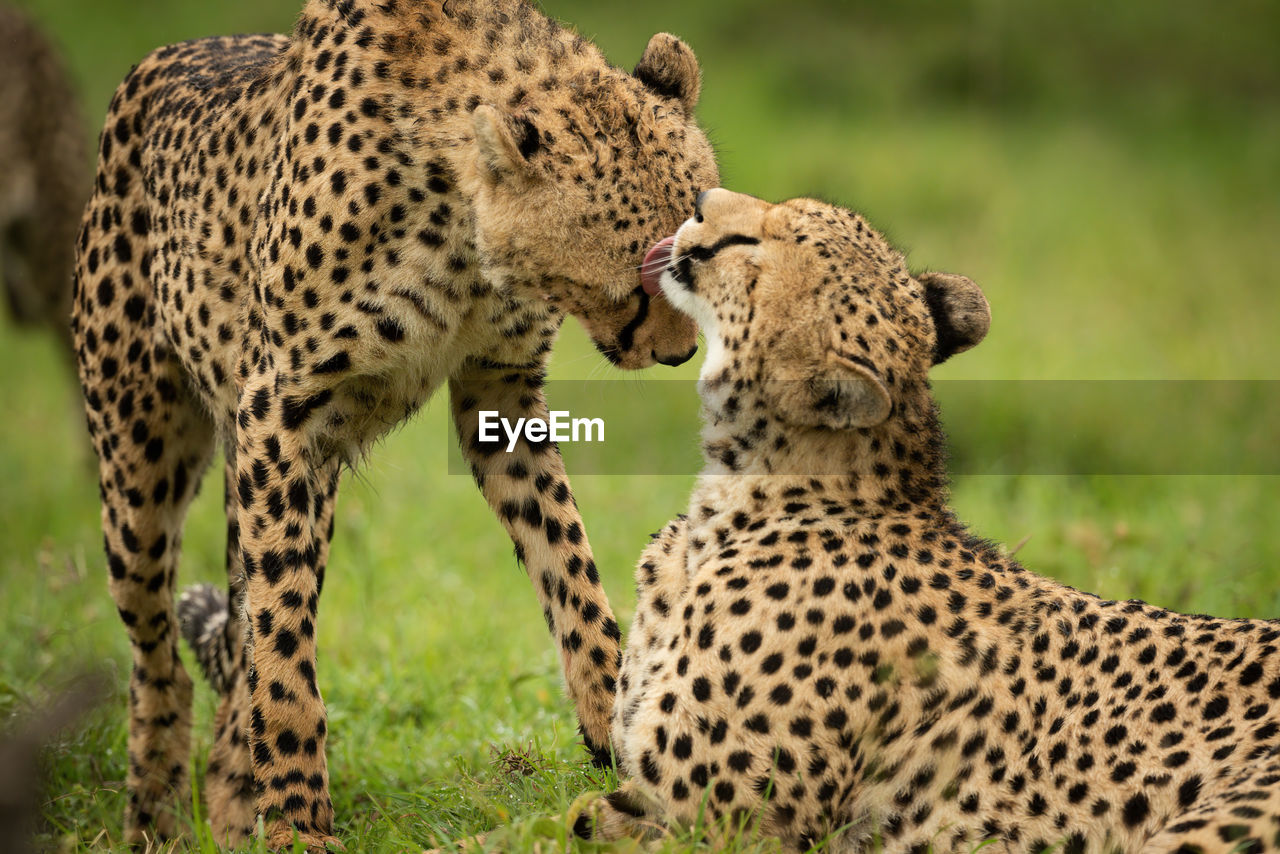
[582,189,1280,853]
[71,0,717,846]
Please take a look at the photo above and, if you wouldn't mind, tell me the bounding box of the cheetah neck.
[690,384,952,522]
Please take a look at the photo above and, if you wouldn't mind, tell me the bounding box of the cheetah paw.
[264,822,345,852]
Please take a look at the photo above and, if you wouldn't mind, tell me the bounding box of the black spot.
[1178,774,1202,808]
[274,628,299,658]
[1122,791,1150,827]
[281,390,333,430]
[1239,661,1264,686]
[124,295,146,321]
[276,730,300,755]
[692,677,711,702]
[514,117,540,159]
[96,278,115,307]
[305,243,324,269]
[261,550,285,585]
[313,352,351,374]
[1202,695,1229,720]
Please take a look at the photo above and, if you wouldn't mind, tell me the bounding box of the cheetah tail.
[177,583,238,696]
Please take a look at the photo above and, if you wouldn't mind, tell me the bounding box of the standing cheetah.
[580,189,1280,853]
[0,5,88,354]
[71,0,717,847]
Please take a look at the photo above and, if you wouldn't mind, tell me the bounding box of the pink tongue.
[640,235,677,296]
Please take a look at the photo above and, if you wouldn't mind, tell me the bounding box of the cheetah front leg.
[182,452,342,847]
[450,364,621,764]
[573,519,689,847]
[572,518,693,847]
[232,374,343,850]
[612,517,690,746]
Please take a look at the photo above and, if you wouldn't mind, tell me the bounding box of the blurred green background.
[2,0,1278,850]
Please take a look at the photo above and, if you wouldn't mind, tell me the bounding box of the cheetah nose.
[654,345,697,367]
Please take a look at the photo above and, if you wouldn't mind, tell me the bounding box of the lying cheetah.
[580,189,1280,853]
[0,5,88,353]
[71,0,716,846]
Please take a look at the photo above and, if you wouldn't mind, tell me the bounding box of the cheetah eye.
[694,210,704,224]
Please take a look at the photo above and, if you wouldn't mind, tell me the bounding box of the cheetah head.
[467,34,717,369]
[651,189,990,428]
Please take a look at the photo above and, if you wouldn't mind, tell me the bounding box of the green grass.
[2,0,1278,851]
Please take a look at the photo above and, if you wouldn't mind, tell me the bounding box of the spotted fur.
[71,0,717,847]
[580,190,1280,853]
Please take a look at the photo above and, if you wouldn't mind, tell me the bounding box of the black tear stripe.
[675,255,695,288]
[615,288,650,354]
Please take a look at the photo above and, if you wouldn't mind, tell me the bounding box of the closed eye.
[686,234,761,262]
[674,234,761,287]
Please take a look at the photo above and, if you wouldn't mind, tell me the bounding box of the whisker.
[629,252,691,272]
[631,252,692,273]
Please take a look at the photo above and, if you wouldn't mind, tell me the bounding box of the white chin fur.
[657,217,703,319]
[658,219,726,385]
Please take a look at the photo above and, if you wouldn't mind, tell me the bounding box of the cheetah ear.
[770,349,892,431]
[918,271,990,365]
[633,33,701,112]
[472,105,541,180]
